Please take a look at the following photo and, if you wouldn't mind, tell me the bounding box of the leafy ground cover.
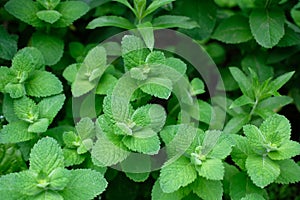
[1,0,300,199]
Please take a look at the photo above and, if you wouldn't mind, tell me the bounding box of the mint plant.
[1,0,300,199]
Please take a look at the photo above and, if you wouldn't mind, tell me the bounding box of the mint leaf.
[152,15,198,29]
[59,169,107,200]
[159,157,197,193]
[249,7,285,48]
[0,121,33,143]
[87,16,135,29]
[275,159,300,184]
[36,10,62,24]
[245,155,280,188]
[268,140,300,160]
[125,172,150,182]
[63,148,86,167]
[37,0,60,9]
[231,135,253,170]
[230,95,254,109]
[30,32,64,66]
[195,158,224,180]
[243,124,266,154]
[192,178,223,200]
[25,71,63,97]
[28,118,49,133]
[5,0,43,27]
[278,26,300,47]
[12,47,44,72]
[0,67,13,91]
[140,77,172,99]
[63,63,80,83]
[13,96,39,123]
[29,137,64,174]
[241,193,265,200]
[96,73,118,95]
[137,22,154,51]
[0,25,18,60]
[151,179,184,200]
[229,67,253,98]
[53,1,89,28]
[4,83,26,98]
[143,0,175,17]
[38,94,65,122]
[212,15,253,44]
[0,172,30,199]
[2,94,19,123]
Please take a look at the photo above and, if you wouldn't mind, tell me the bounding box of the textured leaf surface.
[275,159,300,184]
[38,94,65,122]
[152,15,198,29]
[87,16,134,29]
[0,26,18,60]
[196,159,224,180]
[151,179,183,200]
[192,178,223,200]
[0,121,33,143]
[12,47,44,72]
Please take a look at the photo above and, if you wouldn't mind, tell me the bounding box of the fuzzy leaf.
[151,179,184,200]
[229,67,253,98]
[275,159,300,184]
[140,77,172,99]
[0,121,33,143]
[87,16,134,29]
[36,10,62,24]
[192,178,223,200]
[28,118,49,133]
[196,159,224,180]
[159,157,197,193]
[249,7,285,48]
[30,32,64,66]
[241,193,265,200]
[14,96,39,122]
[63,148,86,167]
[268,140,300,160]
[212,15,253,44]
[37,0,60,9]
[25,71,63,97]
[12,47,44,72]
[59,169,107,200]
[5,83,26,98]
[76,117,95,140]
[245,155,280,188]
[38,94,65,122]
[30,137,64,174]
[0,26,18,60]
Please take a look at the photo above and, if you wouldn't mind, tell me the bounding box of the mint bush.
[1,0,300,199]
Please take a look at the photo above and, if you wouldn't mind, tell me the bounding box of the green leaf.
[190,78,205,95]
[60,169,107,200]
[275,159,300,184]
[48,167,71,190]
[125,172,150,182]
[243,124,266,154]
[192,178,223,200]
[278,26,300,47]
[30,137,64,174]
[137,22,154,51]
[230,172,267,200]
[25,71,63,97]
[36,10,62,24]
[212,15,253,44]
[2,94,19,123]
[151,179,184,200]
[32,191,64,200]
[76,117,95,140]
[231,135,253,170]
[268,71,294,93]
[195,159,224,180]
[38,94,66,122]
[4,83,26,98]
[268,140,300,160]
[0,121,33,143]
[223,114,250,135]
[12,47,45,72]
[132,104,166,132]
[241,193,265,200]
[249,7,285,48]
[245,155,280,188]
[28,118,49,133]
[122,129,160,154]
[291,2,300,27]
[63,148,86,167]
[152,15,198,29]
[208,134,232,159]
[159,157,197,193]
[96,73,118,95]
[37,0,60,9]
[143,0,175,17]
[256,96,292,114]
[30,32,64,66]
[14,96,39,122]
[91,131,130,166]
[0,67,14,91]
[0,25,18,60]
[259,114,291,146]
[53,1,90,28]
[63,63,80,83]
[140,77,172,99]
[229,67,253,98]
[5,0,43,27]
[87,16,134,29]
[230,95,254,109]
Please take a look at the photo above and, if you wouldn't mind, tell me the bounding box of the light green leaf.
[196,159,224,180]
[291,2,300,27]
[2,94,19,123]
[229,67,253,98]
[212,15,253,44]
[143,0,175,17]
[30,137,64,174]
[48,167,71,190]
[243,124,266,154]
[32,191,63,200]
[53,1,90,28]
[159,157,197,193]
[0,121,33,143]
[76,117,95,140]
[125,172,150,182]
[38,94,66,122]
[59,169,107,200]
[201,130,222,156]
[230,95,254,109]
[208,134,232,159]
[259,114,291,146]
[132,104,166,132]
[4,83,26,98]
[28,118,49,133]
[36,10,62,24]
[278,26,300,47]
[231,135,253,170]
[91,132,130,166]
[151,179,184,200]
[152,15,198,29]
[87,16,134,29]
[137,22,154,51]
[0,26,18,60]
[122,129,160,154]
[230,172,267,200]
[30,32,64,66]
[268,140,300,160]
[140,77,172,99]
[63,63,80,83]
[223,114,250,135]
[25,71,63,97]
[14,96,39,123]
[249,7,285,48]
[0,67,14,91]
[245,155,280,188]
[63,131,79,148]
[190,78,205,95]
[192,178,223,200]
[12,47,44,72]
[256,96,292,112]
[241,193,265,200]
[4,0,43,27]
[96,74,118,95]
[268,71,294,93]
[63,148,86,167]
[113,0,135,14]
[37,0,60,9]
[275,159,300,184]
